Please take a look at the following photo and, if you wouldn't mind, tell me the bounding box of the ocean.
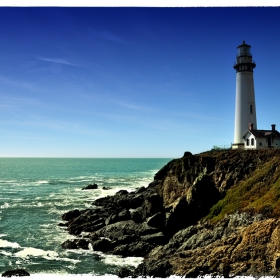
[0,158,172,276]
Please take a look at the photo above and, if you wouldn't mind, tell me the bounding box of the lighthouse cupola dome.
[238,41,252,56]
[234,40,256,72]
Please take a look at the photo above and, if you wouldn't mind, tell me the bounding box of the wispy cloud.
[34,56,81,67]
[89,29,132,45]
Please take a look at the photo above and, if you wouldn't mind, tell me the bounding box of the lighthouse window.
[250,105,253,114]
[251,138,255,146]
[246,139,249,146]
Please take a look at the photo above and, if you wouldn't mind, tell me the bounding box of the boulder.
[105,214,118,225]
[75,239,90,250]
[115,234,137,245]
[61,239,78,249]
[62,209,81,221]
[2,269,30,277]
[135,186,146,194]
[91,238,114,252]
[116,190,128,195]
[137,222,159,235]
[117,267,132,278]
[142,194,164,219]
[140,232,167,245]
[134,260,172,277]
[131,207,144,223]
[146,212,165,228]
[118,209,131,221]
[95,220,138,240]
[58,222,68,227]
[113,241,154,257]
[82,183,98,190]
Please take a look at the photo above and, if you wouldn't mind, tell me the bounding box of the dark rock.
[134,260,172,277]
[75,239,90,250]
[83,221,105,233]
[61,238,90,250]
[118,209,131,221]
[135,186,146,193]
[102,187,111,190]
[95,220,138,240]
[61,239,78,249]
[130,195,145,209]
[82,183,98,190]
[105,214,118,225]
[116,234,137,245]
[131,207,144,223]
[137,222,159,235]
[90,217,104,227]
[154,159,177,181]
[116,190,128,195]
[113,241,154,257]
[142,194,164,220]
[62,209,81,221]
[184,151,193,157]
[140,232,166,245]
[91,238,113,252]
[2,269,30,277]
[276,257,280,269]
[146,212,165,228]
[58,222,68,227]
[117,267,132,278]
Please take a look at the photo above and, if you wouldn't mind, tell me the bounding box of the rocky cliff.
[60,149,280,277]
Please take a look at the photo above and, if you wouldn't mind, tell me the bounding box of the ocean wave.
[14,247,80,264]
[0,202,14,209]
[0,238,20,248]
[0,249,13,256]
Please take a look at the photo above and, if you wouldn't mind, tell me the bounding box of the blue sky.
[1,7,280,157]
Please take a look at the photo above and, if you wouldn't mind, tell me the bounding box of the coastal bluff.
[61,149,280,277]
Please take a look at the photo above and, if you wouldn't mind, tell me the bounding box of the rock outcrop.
[2,269,30,277]
[61,149,280,277]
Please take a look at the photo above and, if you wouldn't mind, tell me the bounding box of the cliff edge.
[61,149,280,277]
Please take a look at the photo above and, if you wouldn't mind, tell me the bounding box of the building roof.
[244,129,280,139]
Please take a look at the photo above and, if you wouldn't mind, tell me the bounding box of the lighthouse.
[232,41,257,149]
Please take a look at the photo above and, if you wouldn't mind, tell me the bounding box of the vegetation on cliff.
[206,149,280,222]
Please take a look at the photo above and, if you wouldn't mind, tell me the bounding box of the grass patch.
[206,156,280,223]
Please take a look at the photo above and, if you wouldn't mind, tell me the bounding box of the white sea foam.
[37,180,49,184]
[0,202,13,209]
[102,254,143,268]
[14,247,80,264]
[0,238,20,248]
[0,250,13,256]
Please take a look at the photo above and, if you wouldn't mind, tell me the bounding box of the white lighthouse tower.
[232,41,257,149]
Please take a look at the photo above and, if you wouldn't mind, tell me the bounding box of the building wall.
[267,137,280,148]
[244,134,280,149]
[244,134,257,149]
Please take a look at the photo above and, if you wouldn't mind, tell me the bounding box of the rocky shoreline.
[60,149,280,277]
